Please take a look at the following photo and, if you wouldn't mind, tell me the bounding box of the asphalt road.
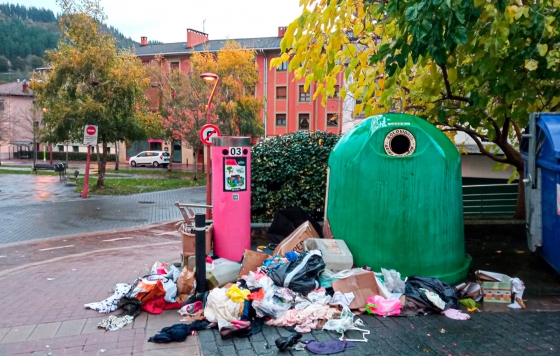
[0,174,205,244]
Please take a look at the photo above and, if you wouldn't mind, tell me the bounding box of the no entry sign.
[83,125,98,146]
[200,124,221,146]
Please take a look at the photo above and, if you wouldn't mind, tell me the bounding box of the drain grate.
[138,201,155,204]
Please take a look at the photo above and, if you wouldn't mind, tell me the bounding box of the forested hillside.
[0,3,137,75]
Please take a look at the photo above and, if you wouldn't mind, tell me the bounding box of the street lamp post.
[200,72,219,220]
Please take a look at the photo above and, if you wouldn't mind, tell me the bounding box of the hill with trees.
[0,2,138,81]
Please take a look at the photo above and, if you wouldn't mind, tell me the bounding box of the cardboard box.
[238,250,271,278]
[475,270,512,303]
[273,221,320,256]
[181,224,213,257]
[481,282,512,303]
[332,272,382,312]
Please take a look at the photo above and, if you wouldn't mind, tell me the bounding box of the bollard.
[194,213,207,293]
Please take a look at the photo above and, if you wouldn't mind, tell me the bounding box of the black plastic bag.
[404,276,459,313]
[275,332,302,351]
[269,250,326,294]
[268,206,323,244]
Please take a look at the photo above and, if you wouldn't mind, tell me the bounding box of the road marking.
[156,232,180,236]
[39,245,75,251]
[0,256,6,258]
[103,237,133,242]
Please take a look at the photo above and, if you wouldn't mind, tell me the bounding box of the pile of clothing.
[84,262,191,331]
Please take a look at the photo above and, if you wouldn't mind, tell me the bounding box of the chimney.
[278,26,287,37]
[140,36,148,46]
[22,81,29,93]
[186,29,208,48]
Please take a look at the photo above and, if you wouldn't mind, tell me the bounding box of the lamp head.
[200,72,219,82]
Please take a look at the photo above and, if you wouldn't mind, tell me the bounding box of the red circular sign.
[200,124,221,146]
[86,126,97,135]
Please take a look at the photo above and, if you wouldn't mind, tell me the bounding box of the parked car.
[129,151,170,168]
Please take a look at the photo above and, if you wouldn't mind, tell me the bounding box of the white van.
[129,151,170,168]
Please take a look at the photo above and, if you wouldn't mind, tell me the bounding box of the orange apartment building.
[131,27,344,165]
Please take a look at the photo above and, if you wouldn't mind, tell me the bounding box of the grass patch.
[107,169,199,178]
[75,177,205,195]
[0,169,59,176]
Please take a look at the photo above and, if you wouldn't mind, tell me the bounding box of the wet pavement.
[0,174,205,244]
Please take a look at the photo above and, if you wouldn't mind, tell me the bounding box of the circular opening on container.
[222,149,228,155]
[384,129,416,157]
[390,135,411,155]
[243,149,248,155]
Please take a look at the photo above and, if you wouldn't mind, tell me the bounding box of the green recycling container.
[325,113,470,285]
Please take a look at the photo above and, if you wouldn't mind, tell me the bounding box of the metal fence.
[462,183,518,217]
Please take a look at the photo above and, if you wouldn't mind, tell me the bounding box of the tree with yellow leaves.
[31,0,158,188]
[191,40,264,139]
[272,0,560,218]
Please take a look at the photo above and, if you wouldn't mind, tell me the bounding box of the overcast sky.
[13,0,304,43]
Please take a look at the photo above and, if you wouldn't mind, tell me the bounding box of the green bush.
[251,131,340,222]
[14,151,117,162]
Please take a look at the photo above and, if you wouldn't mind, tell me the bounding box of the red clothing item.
[248,288,265,301]
[141,297,183,315]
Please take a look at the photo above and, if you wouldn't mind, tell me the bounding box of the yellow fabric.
[226,285,250,303]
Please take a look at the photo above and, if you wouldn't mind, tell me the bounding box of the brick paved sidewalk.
[199,311,560,356]
[0,243,198,356]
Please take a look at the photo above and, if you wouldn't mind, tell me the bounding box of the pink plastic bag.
[365,295,401,316]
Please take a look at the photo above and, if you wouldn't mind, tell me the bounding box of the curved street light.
[200,72,219,219]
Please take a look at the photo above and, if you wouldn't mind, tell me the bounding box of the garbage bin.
[522,113,560,273]
[325,113,470,285]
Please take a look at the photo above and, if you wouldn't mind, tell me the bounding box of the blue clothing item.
[285,251,299,261]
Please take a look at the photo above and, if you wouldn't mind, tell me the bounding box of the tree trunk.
[193,149,198,181]
[32,137,36,169]
[97,141,107,187]
[65,143,68,163]
[95,144,101,170]
[168,142,174,172]
[115,141,119,171]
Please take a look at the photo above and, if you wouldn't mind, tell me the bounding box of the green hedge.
[14,151,117,162]
[251,131,340,222]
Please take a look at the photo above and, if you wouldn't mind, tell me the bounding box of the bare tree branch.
[466,131,509,163]
[439,64,473,105]
[512,121,522,143]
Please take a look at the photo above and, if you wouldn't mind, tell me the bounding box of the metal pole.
[82,145,91,199]
[205,79,219,220]
[195,213,207,294]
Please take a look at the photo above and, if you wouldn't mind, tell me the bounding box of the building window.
[58,145,64,152]
[277,61,287,71]
[299,85,310,102]
[0,100,4,111]
[334,85,340,98]
[106,147,111,154]
[327,113,339,127]
[276,114,286,126]
[276,86,287,99]
[299,114,310,130]
[73,146,79,152]
[170,62,180,71]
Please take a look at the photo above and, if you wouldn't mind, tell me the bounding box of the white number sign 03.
[229,147,243,156]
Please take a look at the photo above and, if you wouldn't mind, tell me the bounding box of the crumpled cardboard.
[175,267,196,303]
[273,221,320,256]
[455,282,482,301]
[323,218,334,239]
[332,272,382,313]
[238,250,271,278]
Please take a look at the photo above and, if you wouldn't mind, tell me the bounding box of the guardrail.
[463,183,518,217]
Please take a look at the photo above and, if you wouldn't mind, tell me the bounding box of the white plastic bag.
[381,268,406,293]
